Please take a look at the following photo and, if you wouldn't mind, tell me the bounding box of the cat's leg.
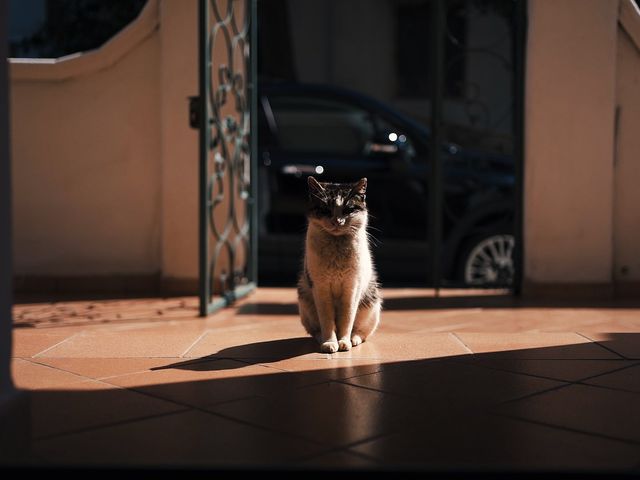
[351,280,382,346]
[312,286,338,353]
[352,299,381,346]
[298,292,320,340]
[336,283,359,351]
[298,272,321,339]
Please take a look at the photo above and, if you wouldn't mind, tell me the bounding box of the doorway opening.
[255,0,525,292]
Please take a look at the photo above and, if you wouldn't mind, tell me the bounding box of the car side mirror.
[368,130,410,154]
[368,135,399,155]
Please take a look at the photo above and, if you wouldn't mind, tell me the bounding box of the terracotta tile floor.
[9,288,640,471]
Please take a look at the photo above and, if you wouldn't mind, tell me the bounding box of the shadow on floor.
[151,337,318,371]
[13,334,640,472]
[237,296,640,315]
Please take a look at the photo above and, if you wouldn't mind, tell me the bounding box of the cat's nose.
[334,217,346,226]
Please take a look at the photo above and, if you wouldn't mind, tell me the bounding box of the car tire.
[457,232,515,287]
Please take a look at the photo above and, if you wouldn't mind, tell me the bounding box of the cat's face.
[306,177,368,235]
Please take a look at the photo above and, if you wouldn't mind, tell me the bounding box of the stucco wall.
[9,0,242,290]
[524,0,618,288]
[10,1,162,276]
[159,0,198,285]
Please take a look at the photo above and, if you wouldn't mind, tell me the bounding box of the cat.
[297,176,382,353]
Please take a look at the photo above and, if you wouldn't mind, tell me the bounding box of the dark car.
[257,82,515,287]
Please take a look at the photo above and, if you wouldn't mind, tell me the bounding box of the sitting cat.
[297,176,382,353]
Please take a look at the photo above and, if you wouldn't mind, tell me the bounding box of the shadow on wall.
[11,334,640,470]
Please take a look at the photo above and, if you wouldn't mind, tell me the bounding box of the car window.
[371,113,419,162]
[268,95,375,156]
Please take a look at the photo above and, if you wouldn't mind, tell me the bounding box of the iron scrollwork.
[200,0,255,315]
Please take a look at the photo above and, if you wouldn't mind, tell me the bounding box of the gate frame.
[198,0,258,316]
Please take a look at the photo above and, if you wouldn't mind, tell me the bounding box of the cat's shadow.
[152,337,318,372]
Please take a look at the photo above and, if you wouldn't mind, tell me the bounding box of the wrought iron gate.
[196,0,257,316]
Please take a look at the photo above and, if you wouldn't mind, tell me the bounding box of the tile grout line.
[494,412,640,446]
[446,356,638,387]
[450,332,474,354]
[192,375,417,445]
[254,362,295,373]
[497,370,640,407]
[573,378,640,396]
[97,368,170,381]
[194,407,328,448]
[337,366,385,382]
[34,408,193,443]
[179,330,210,358]
[444,356,576,384]
[332,362,574,405]
[92,358,212,381]
[496,381,574,406]
[575,332,627,359]
[31,332,82,358]
[575,360,640,383]
[91,375,327,447]
[227,393,421,462]
[95,356,249,382]
[20,357,94,383]
[31,377,299,445]
[333,377,426,402]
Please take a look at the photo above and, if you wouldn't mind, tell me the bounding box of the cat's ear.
[352,178,367,196]
[307,176,325,193]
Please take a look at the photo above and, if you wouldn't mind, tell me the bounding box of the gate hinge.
[188,95,200,129]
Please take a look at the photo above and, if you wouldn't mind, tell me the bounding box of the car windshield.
[269,95,375,156]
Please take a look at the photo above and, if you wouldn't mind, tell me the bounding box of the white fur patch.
[335,195,343,206]
[298,210,381,349]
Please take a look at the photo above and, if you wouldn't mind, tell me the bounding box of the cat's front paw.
[351,334,363,346]
[321,341,339,353]
[338,339,352,351]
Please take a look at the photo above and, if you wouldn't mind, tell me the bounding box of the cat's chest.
[309,236,359,271]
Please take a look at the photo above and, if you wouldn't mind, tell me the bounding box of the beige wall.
[10,1,162,276]
[524,0,618,288]
[10,0,244,290]
[614,5,640,284]
[159,0,199,284]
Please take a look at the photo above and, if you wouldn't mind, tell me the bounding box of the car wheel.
[459,233,515,287]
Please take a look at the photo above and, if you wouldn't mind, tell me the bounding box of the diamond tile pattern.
[9,288,640,470]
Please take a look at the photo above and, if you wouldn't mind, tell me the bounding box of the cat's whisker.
[366,232,381,247]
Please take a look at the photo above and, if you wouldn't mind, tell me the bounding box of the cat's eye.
[344,205,360,215]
